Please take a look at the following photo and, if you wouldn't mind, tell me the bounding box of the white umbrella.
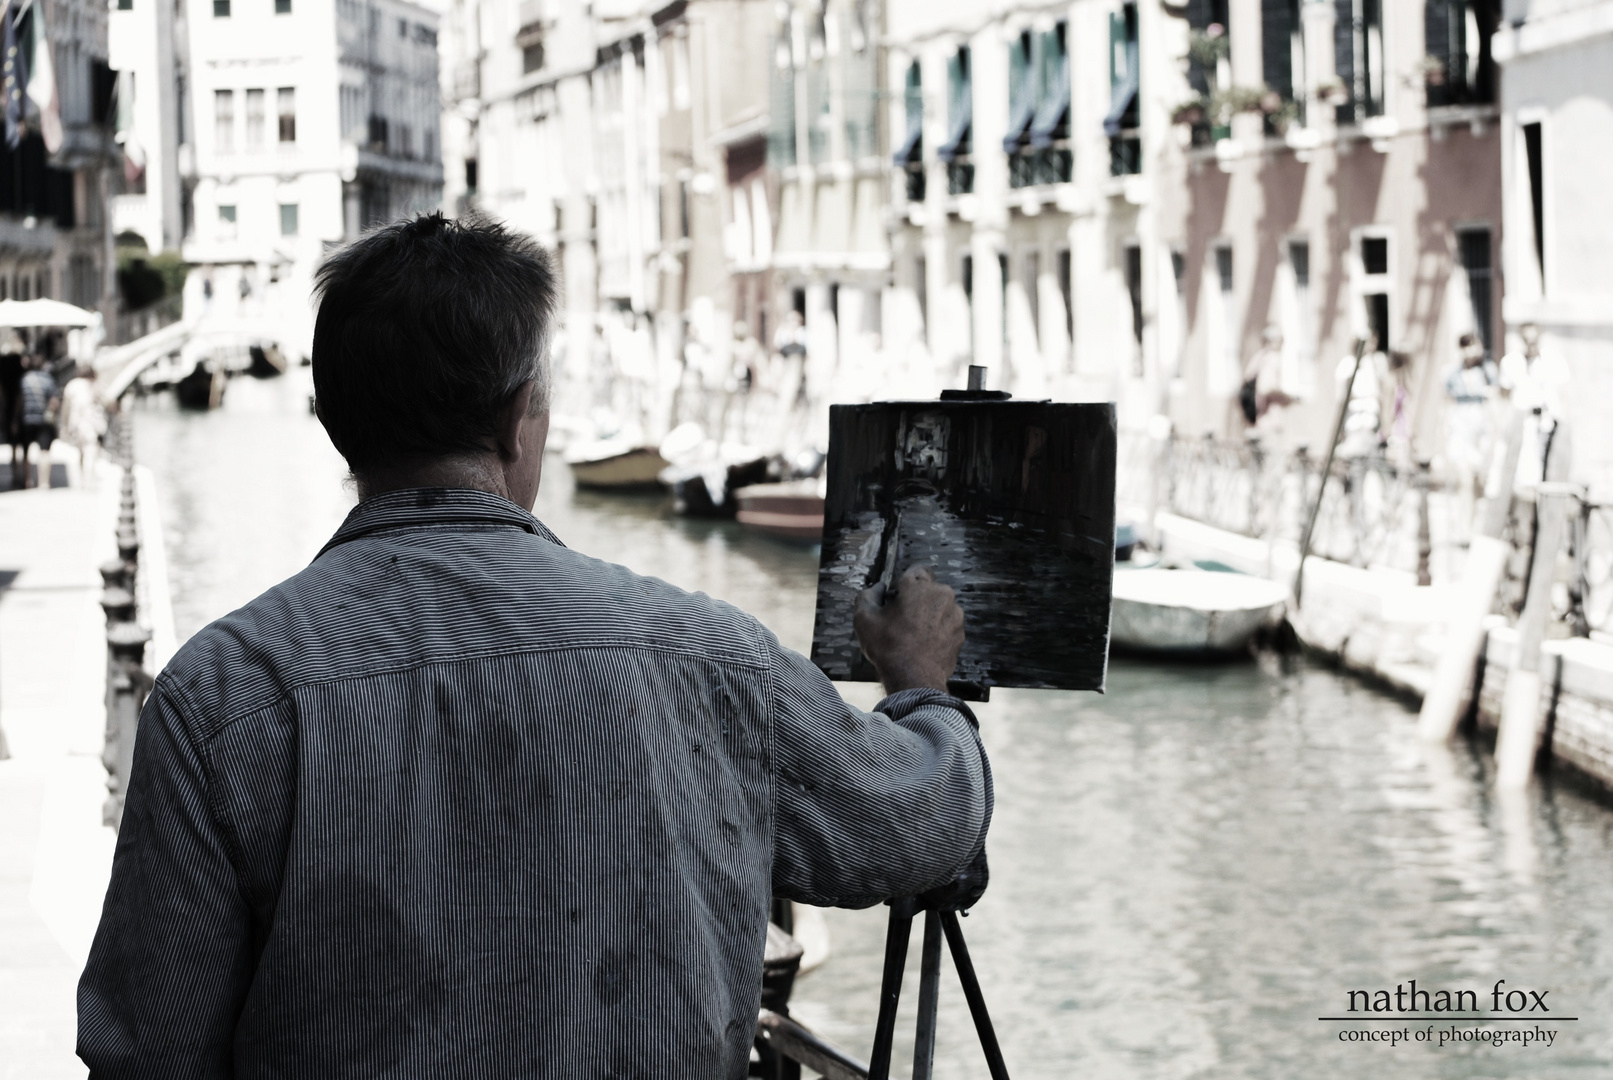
[0,298,97,327]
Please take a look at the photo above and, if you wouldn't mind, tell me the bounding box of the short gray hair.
[311,212,559,474]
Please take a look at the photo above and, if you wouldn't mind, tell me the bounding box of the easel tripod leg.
[911,911,943,1080]
[868,903,915,1080]
[939,911,1011,1080]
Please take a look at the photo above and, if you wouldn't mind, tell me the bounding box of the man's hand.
[854,564,965,694]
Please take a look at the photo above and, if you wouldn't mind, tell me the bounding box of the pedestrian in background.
[1443,332,1495,536]
[1499,321,1570,487]
[1239,324,1292,429]
[58,363,106,485]
[17,355,59,489]
[0,348,21,485]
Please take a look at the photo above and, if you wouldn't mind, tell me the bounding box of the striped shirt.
[78,487,992,1079]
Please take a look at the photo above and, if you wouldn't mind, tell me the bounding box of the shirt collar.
[316,487,564,559]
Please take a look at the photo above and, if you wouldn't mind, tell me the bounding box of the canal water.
[131,369,1613,1079]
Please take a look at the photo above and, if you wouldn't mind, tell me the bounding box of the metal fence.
[1131,433,1460,582]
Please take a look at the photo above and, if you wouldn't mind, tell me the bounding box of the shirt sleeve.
[78,682,255,1079]
[763,631,993,909]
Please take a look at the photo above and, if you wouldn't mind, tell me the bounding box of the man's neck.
[356,455,511,503]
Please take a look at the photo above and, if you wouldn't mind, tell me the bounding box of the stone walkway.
[0,459,120,1080]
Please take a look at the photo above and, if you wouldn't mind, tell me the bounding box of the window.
[1366,293,1390,352]
[1005,22,1070,188]
[340,85,361,140]
[1425,0,1497,107]
[1361,236,1388,275]
[1107,4,1141,175]
[117,0,132,10]
[938,46,972,195]
[277,88,296,143]
[280,203,299,236]
[398,17,408,37]
[1210,244,1237,395]
[465,157,478,193]
[275,0,291,12]
[767,22,797,167]
[218,203,237,240]
[1335,0,1385,124]
[213,0,229,16]
[245,88,264,148]
[894,60,923,202]
[962,253,974,351]
[916,253,927,334]
[518,22,545,74]
[1124,243,1144,370]
[1523,121,1544,287]
[1025,251,1040,346]
[214,89,234,152]
[1057,248,1073,347]
[1458,228,1493,359]
[368,114,389,153]
[399,124,413,159]
[1262,0,1306,131]
[424,128,436,162]
[1290,239,1313,363]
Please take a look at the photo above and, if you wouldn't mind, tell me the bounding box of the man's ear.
[494,381,536,463]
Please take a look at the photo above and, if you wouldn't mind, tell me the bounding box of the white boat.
[1110,568,1288,655]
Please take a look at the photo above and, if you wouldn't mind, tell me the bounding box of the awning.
[892,105,922,166]
[936,101,971,163]
[1001,92,1036,154]
[1029,54,1070,148]
[1103,42,1139,138]
[0,298,96,327]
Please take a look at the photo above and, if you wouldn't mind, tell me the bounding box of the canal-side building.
[441,0,776,437]
[0,0,121,317]
[766,0,891,407]
[109,0,187,256]
[1155,0,1503,458]
[180,0,443,359]
[1494,0,1613,496]
[882,0,1169,413]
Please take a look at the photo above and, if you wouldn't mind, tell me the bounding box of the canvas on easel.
[809,400,1116,699]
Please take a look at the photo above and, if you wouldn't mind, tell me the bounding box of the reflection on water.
[134,371,1613,1078]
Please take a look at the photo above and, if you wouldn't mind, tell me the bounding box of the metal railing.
[1151,433,1459,581]
[1130,429,1613,642]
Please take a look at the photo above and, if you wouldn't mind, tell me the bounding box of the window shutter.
[1261,0,1293,99]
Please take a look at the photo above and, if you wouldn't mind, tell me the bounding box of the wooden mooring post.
[1418,408,1529,743]
[1496,433,1575,787]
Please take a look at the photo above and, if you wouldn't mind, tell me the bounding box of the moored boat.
[663,456,770,517]
[247,343,289,378]
[175,361,226,409]
[565,444,670,490]
[734,479,825,542]
[1110,568,1288,655]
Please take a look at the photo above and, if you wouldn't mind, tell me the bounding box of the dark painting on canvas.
[810,400,1116,698]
